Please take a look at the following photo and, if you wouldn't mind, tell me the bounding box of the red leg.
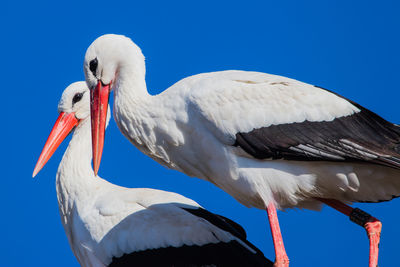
[266,202,289,267]
[365,218,381,267]
[316,198,381,267]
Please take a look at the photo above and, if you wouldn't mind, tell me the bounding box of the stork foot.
[365,218,381,267]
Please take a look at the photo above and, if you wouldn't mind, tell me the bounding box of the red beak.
[90,81,110,176]
[32,112,79,177]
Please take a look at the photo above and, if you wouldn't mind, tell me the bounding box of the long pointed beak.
[32,112,79,177]
[90,81,110,176]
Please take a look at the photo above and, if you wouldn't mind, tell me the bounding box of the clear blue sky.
[2,1,400,266]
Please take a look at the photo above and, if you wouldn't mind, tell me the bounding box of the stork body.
[84,34,400,266]
[112,70,400,210]
[33,82,272,267]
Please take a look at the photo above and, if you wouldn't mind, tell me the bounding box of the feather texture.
[84,34,400,210]
[53,83,272,267]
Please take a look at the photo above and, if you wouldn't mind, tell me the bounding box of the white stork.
[84,34,400,267]
[32,82,273,267]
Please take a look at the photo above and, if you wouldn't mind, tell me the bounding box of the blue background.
[2,1,400,266]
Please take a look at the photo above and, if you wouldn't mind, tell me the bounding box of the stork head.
[57,81,91,120]
[33,82,106,177]
[84,34,145,175]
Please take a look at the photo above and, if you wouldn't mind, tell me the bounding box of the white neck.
[111,44,176,167]
[112,51,158,148]
[56,118,97,222]
[114,47,150,104]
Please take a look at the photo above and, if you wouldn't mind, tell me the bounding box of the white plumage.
[84,35,400,210]
[83,34,400,266]
[33,82,272,267]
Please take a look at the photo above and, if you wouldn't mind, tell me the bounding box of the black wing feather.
[109,241,272,267]
[182,208,247,239]
[235,86,400,169]
[109,207,273,267]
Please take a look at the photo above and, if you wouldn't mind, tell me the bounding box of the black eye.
[89,58,98,75]
[72,92,84,105]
